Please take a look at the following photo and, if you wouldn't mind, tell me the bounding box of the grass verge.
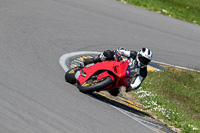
[119,0,200,26]
[129,69,200,133]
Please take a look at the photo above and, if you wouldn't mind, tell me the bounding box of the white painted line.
[111,106,159,133]
[59,51,199,72]
[148,65,160,71]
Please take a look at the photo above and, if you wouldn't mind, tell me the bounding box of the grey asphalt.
[0,0,200,133]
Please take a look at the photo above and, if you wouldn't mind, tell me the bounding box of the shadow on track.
[89,92,153,118]
[86,92,175,133]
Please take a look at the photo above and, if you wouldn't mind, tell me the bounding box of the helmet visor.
[138,54,151,65]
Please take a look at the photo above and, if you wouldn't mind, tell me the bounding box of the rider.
[83,47,153,96]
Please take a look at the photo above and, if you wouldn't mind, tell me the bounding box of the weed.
[132,69,200,132]
[120,0,200,25]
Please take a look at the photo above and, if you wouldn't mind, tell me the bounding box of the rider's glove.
[114,50,122,61]
[117,47,125,52]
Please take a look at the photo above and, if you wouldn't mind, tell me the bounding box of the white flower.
[193,127,199,131]
[145,105,151,108]
[157,11,161,14]
[120,0,126,4]
[162,111,166,115]
[162,9,168,13]
[151,101,157,106]
[165,115,170,119]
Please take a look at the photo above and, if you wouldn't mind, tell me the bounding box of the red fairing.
[97,71,110,79]
[77,60,131,90]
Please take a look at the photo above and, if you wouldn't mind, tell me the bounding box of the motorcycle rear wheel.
[78,76,113,93]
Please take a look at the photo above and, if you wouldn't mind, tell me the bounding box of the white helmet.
[136,48,153,68]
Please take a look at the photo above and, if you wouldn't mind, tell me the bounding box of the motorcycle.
[65,57,133,94]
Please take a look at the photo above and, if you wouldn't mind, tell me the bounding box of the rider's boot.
[108,88,120,96]
[83,58,95,66]
[83,55,102,66]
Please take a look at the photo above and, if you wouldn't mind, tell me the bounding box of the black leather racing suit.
[100,49,148,91]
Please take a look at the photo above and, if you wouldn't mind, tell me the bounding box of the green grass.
[119,0,200,25]
[130,69,200,132]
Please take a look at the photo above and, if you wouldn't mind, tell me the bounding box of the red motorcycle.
[65,59,132,94]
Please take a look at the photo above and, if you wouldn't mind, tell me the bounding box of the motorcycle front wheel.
[65,68,77,84]
[77,76,113,93]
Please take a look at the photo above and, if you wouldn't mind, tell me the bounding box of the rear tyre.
[65,68,77,84]
[78,76,113,93]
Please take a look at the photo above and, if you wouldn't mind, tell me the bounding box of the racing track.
[0,0,200,133]
[59,51,174,133]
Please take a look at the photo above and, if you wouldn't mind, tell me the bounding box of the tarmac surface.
[0,0,200,133]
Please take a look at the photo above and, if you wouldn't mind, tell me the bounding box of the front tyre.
[78,76,113,93]
[65,68,77,84]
